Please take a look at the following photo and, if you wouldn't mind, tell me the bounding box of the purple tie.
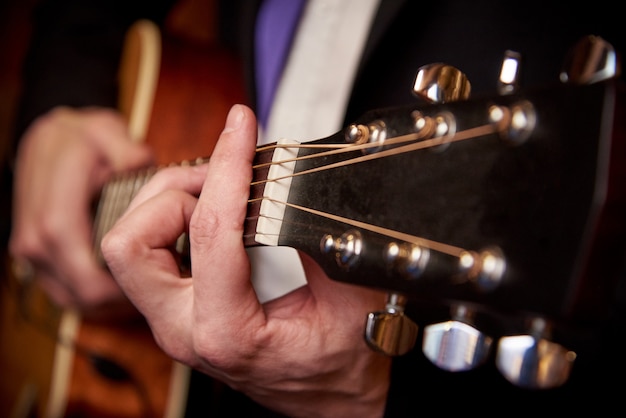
[255,0,306,127]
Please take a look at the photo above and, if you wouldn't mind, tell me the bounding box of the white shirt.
[250,0,381,303]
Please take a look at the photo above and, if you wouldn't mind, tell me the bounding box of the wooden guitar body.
[1,16,247,418]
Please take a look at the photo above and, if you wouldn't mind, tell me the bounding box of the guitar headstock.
[248,35,625,389]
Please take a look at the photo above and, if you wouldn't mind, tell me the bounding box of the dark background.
[1,0,37,258]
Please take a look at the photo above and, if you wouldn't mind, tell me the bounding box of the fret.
[91,166,162,263]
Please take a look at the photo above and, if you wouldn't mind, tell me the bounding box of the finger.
[189,105,262,328]
[10,107,154,311]
[102,189,199,360]
[122,163,209,218]
[10,124,108,296]
[36,270,75,307]
[104,190,197,284]
[57,239,124,307]
[39,142,120,302]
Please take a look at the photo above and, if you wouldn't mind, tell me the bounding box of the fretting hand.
[102,104,392,418]
[9,106,154,315]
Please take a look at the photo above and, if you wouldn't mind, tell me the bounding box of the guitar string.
[249,199,467,257]
[96,123,496,261]
[251,123,495,182]
[251,126,432,170]
[248,122,497,257]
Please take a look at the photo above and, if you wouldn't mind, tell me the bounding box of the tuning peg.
[496,317,576,389]
[364,293,418,356]
[422,304,493,372]
[459,247,507,292]
[560,35,621,84]
[413,63,471,103]
[497,50,522,95]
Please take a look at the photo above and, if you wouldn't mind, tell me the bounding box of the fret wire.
[91,164,191,262]
[92,178,117,263]
[116,175,134,225]
[104,177,123,251]
[92,181,110,261]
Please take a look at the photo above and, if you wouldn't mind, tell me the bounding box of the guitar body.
[0,271,59,417]
[1,15,247,418]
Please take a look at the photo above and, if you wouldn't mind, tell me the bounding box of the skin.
[101,104,392,417]
[9,106,154,316]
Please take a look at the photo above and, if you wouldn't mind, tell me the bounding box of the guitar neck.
[92,134,278,261]
[95,77,625,347]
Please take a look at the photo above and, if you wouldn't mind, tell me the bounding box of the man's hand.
[9,106,154,314]
[102,104,392,418]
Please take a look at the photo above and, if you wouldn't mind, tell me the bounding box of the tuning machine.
[498,50,522,95]
[496,317,576,389]
[363,62,478,357]
[362,64,473,357]
[413,63,471,103]
[560,35,620,84]
[422,304,493,372]
[364,293,418,356]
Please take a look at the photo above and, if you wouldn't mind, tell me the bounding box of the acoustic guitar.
[1,15,247,418]
[3,24,623,418]
[94,34,626,390]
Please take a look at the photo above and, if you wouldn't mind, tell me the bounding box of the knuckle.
[101,228,135,268]
[10,225,52,262]
[193,333,243,373]
[189,205,221,245]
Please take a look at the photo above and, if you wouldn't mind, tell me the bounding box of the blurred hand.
[102,104,391,418]
[9,106,154,315]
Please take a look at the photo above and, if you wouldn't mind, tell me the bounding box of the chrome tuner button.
[384,242,429,280]
[498,50,522,95]
[320,230,362,270]
[365,120,387,154]
[459,247,506,291]
[345,123,369,144]
[422,305,492,372]
[365,293,418,356]
[560,35,620,84]
[413,63,471,103]
[496,318,577,389]
[488,101,536,146]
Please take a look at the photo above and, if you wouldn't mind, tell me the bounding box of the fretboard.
[91,141,284,267]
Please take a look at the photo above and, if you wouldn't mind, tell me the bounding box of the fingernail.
[223,105,244,133]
